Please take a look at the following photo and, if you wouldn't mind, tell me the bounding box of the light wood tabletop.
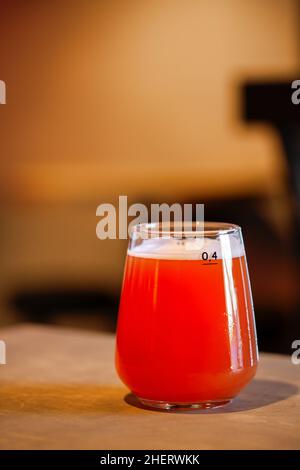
[0,324,299,450]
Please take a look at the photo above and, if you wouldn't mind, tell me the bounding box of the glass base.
[137,397,232,411]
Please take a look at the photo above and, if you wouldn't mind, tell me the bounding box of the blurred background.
[0,0,299,353]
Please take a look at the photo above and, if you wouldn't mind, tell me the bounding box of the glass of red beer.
[115,222,258,410]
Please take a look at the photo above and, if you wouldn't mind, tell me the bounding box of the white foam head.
[128,234,245,260]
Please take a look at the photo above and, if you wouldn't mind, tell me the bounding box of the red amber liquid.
[116,254,258,403]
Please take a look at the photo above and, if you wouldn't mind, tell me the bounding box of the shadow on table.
[1,379,297,415]
[124,379,298,414]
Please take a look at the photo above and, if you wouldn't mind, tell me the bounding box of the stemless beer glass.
[115,222,258,410]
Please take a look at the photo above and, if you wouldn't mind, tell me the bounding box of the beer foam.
[128,235,245,260]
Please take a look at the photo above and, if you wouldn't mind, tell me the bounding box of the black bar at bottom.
[0,450,299,466]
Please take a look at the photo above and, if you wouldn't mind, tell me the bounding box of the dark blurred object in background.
[242,80,300,353]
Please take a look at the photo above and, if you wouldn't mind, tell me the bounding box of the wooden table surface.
[0,324,299,450]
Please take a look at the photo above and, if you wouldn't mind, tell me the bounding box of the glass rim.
[130,221,241,237]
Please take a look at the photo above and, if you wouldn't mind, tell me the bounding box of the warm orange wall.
[0,0,299,203]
